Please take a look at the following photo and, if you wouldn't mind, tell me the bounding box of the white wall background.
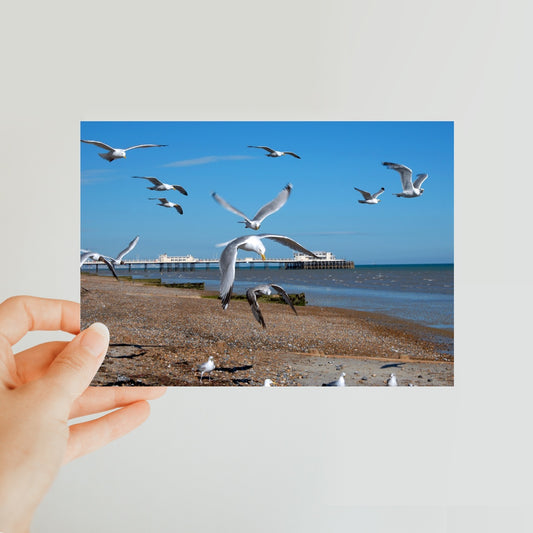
[1,1,531,531]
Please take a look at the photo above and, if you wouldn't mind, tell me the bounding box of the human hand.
[0,296,166,533]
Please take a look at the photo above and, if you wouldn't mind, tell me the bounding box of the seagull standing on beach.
[263,379,274,387]
[80,139,167,162]
[132,176,188,195]
[387,373,398,386]
[198,356,215,382]
[248,145,301,159]
[149,197,183,214]
[80,251,120,281]
[212,184,292,230]
[246,283,297,328]
[218,234,318,309]
[322,372,346,387]
[354,186,385,204]
[382,162,428,198]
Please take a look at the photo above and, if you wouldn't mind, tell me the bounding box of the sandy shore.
[81,274,454,387]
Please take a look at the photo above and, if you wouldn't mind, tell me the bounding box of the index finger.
[0,296,80,346]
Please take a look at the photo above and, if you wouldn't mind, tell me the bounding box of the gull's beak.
[261,254,266,260]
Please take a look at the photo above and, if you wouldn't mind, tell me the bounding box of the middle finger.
[69,386,167,419]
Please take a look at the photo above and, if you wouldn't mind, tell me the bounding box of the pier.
[81,251,354,273]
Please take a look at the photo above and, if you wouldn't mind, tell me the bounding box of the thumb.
[43,322,109,410]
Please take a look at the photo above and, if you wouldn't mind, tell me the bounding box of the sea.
[89,263,453,330]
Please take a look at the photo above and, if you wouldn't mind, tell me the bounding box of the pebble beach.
[82,274,454,387]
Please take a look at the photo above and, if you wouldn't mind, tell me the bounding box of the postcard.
[81,121,453,386]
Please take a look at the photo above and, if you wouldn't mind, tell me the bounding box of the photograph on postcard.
[80,121,453,387]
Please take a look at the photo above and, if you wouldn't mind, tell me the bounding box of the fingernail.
[80,322,109,357]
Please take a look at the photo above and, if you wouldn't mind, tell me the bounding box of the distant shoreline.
[83,266,454,332]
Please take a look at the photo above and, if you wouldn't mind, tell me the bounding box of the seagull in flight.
[198,356,215,382]
[81,139,167,162]
[322,372,346,387]
[382,162,428,198]
[218,234,318,309]
[132,176,187,195]
[354,186,385,204]
[149,197,183,214]
[212,184,292,230]
[80,251,120,281]
[101,235,140,265]
[246,283,297,328]
[248,145,301,159]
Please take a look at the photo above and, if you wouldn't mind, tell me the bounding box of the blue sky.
[81,121,453,265]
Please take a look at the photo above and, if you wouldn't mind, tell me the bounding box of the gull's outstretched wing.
[246,288,266,328]
[248,145,275,154]
[81,139,115,151]
[259,234,319,258]
[173,204,183,215]
[371,187,385,199]
[124,144,167,151]
[80,252,96,267]
[412,173,429,189]
[354,187,372,200]
[100,256,120,281]
[212,192,251,224]
[149,197,169,203]
[80,252,119,281]
[252,184,292,224]
[115,235,140,262]
[270,284,297,315]
[173,185,188,196]
[219,236,250,309]
[382,162,414,193]
[283,151,301,159]
[133,176,164,186]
